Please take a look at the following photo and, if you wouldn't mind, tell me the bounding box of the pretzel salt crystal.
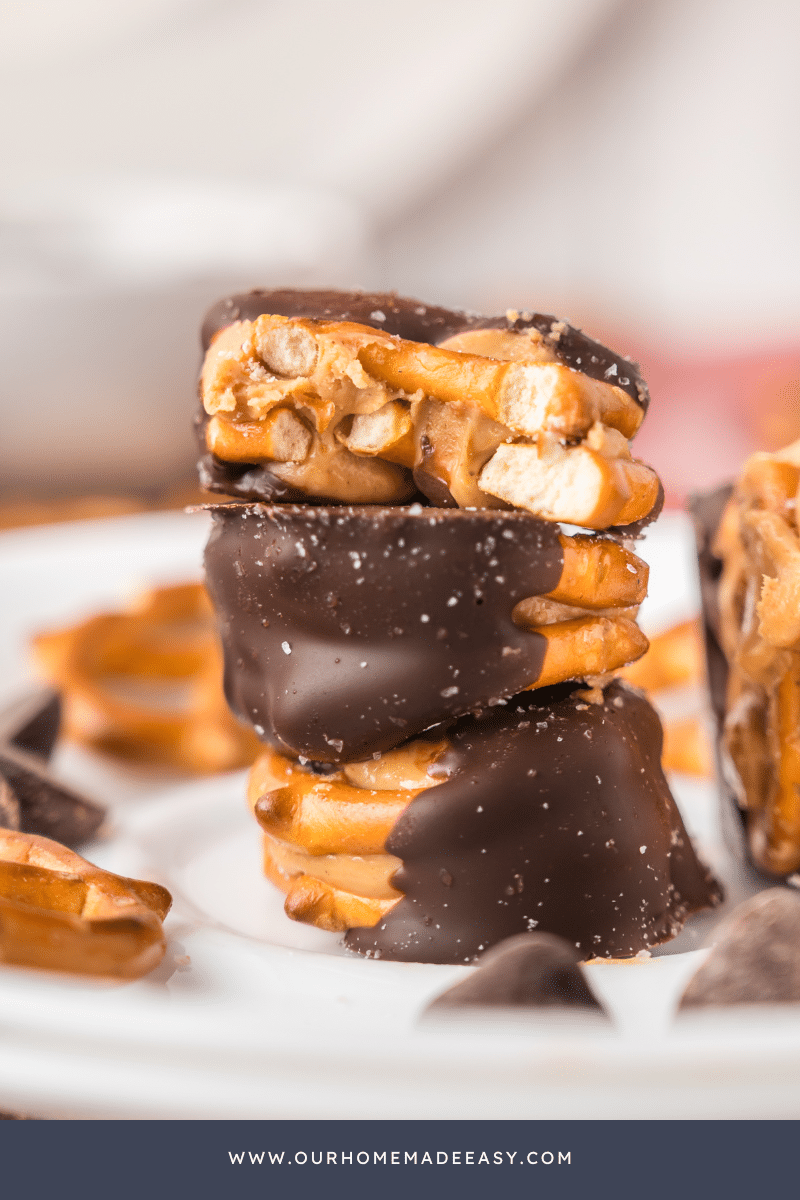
[0,830,171,978]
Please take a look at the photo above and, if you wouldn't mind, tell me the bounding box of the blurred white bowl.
[0,179,367,495]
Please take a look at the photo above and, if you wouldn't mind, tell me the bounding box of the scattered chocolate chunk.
[679,889,800,1008]
[0,689,61,762]
[424,933,606,1014]
[0,745,105,848]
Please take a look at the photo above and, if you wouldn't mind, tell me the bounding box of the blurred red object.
[629,344,800,506]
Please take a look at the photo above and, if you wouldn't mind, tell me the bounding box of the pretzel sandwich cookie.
[0,830,171,978]
[246,683,721,962]
[693,439,800,876]
[198,290,660,529]
[198,289,720,961]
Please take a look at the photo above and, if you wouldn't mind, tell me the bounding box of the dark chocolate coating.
[198,289,649,504]
[0,689,61,763]
[201,289,648,408]
[346,681,722,963]
[680,890,800,1008]
[688,486,732,726]
[424,932,606,1012]
[0,746,105,848]
[204,503,563,762]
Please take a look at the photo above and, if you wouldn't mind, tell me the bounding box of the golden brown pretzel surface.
[247,744,451,932]
[713,439,800,872]
[32,582,261,773]
[0,830,171,978]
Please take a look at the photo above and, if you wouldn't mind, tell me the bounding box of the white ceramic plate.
[0,510,798,1120]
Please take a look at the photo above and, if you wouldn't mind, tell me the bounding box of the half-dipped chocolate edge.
[204,502,563,762]
[346,680,722,963]
[201,288,649,409]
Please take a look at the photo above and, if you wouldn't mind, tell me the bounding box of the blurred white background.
[1,0,798,499]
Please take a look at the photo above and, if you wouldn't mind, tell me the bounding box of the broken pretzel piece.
[0,829,171,978]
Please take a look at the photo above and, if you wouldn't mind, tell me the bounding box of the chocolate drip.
[204,504,563,762]
[201,288,649,408]
[346,681,721,962]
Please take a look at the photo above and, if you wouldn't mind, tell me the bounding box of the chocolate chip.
[679,889,800,1008]
[0,746,105,849]
[424,933,607,1013]
[0,689,61,763]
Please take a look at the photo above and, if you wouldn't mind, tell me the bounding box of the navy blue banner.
[0,1119,797,1200]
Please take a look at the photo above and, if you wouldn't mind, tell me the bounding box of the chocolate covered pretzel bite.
[246,681,720,961]
[693,439,800,875]
[204,503,649,763]
[198,290,658,529]
[197,287,719,963]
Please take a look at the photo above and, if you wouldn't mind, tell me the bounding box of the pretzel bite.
[32,582,260,773]
[0,830,171,978]
[206,504,650,763]
[704,439,800,873]
[199,296,657,529]
[247,742,449,931]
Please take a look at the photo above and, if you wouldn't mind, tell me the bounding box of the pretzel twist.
[32,583,261,773]
[248,744,449,931]
[515,615,649,689]
[0,830,171,978]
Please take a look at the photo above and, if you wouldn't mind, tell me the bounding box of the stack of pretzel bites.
[693,439,800,879]
[200,290,720,963]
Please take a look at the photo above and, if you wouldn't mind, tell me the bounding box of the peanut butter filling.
[201,317,656,528]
